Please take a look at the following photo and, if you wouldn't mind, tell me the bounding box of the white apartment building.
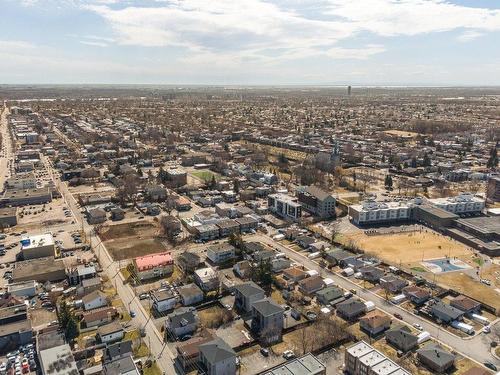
[349,200,411,226]
[267,194,302,221]
[429,193,485,215]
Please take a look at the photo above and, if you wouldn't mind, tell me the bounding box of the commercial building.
[20,233,56,260]
[38,341,78,375]
[13,256,66,282]
[0,207,18,227]
[0,187,52,207]
[133,252,174,281]
[268,194,302,221]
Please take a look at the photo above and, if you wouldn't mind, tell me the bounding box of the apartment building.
[349,200,411,226]
[345,341,411,375]
[297,185,336,218]
[429,193,485,215]
[268,193,302,221]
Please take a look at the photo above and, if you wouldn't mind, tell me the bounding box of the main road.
[42,156,178,374]
[250,233,499,368]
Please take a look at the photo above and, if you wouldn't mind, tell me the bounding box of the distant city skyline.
[1,0,499,85]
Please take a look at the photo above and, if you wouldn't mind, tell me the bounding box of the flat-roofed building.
[20,233,55,260]
[0,187,52,207]
[349,200,411,226]
[13,256,66,283]
[260,353,326,375]
[345,341,411,375]
[429,193,484,215]
[0,207,18,227]
[268,194,302,221]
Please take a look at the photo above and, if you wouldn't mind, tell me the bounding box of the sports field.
[345,230,472,266]
[190,169,219,182]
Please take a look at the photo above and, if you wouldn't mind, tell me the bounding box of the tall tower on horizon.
[347,85,352,96]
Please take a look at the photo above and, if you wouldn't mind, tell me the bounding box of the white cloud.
[80,40,108,47]
[82,0,500,66]
[456,30,484,42]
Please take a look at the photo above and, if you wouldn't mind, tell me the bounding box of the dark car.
[394,313,403,320]
[484,362,497,371]
[260,348,270,357]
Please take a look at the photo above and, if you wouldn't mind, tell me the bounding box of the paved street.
[251,233,500,368]
[43,157,178,374]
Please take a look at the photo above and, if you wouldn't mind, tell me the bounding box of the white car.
[413,323,423,331]
[482,326,491,334]
[283,350,295,360]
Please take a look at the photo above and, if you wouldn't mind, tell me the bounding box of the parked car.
[394,313,403,320]
[283,350,295,360]
[484,362,497,371]
[413,323,423,331]
[260,348,269,357]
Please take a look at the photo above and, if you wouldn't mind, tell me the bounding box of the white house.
[152,289,177,313]
[97,321,124,343]
[82,290,108,311]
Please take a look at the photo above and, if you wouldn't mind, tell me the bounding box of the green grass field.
[191,170,219,182]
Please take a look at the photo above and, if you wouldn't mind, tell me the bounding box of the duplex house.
[385,326,418,352]
[206,243,236,265]
[417,344,456,373]
[298,275,324,295]
[359,312,391,336]
[431,300,464,323]
[251,298,284,345]
[234,282,265,313]
[199,338,237,375]
[165,307,199,339]
[336,299,366,321]
[97,321,124,344]
[178,283,204,306]
[151,289,177,313]
[82,290,108,311]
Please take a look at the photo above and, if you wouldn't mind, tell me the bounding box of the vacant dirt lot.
[345,231,472,267]
[101,222,168,260]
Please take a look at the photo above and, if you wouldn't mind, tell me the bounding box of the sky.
[1,0,499,86]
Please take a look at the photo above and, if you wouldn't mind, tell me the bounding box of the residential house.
[251,298,285,345]
[152,289,177,313]
[81,307,117,328]
[103,355,140,375]
[133,252,174,281]
[178,283,204,306]
[262,353,326,375]
[78,277,101,296]
[316,286,344,306]
[417,344,456,373]
[282,267,307,284]
[82,290,108,311]
[359,312,391,336]
[450,295,481,316]
[359,267,384,284]
[296,235,316,249]
[87,208,107,224]
[68,264,97,285]
[336,299,366,321]
[431,300,464,323]
[233,260,252,279]
[97,321,124,344]
[402,285,430,306]
[199,338,237,375]
[216,219,240,238]
[176,329,215,370]
[298,276,324,295]
[234,282,266,313]
[235,216,258,232]
[324,249,356,266]
[177,252,201,274]
[271,258,292,273]
[385,326,418,352]
[380,275,408,294]
[194,267,219,292]
[344,341,411,375]
[195,224,220,240]
[165,307,199,339]
[206,243,236,265]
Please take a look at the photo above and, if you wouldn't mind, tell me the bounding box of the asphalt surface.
[251,233,500,369]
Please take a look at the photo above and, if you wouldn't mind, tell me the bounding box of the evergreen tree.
[233,179,240,193]
[487,147,498,168]
[423,153,431,167]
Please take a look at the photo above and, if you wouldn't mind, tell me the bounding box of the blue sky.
[1,0,499,85]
